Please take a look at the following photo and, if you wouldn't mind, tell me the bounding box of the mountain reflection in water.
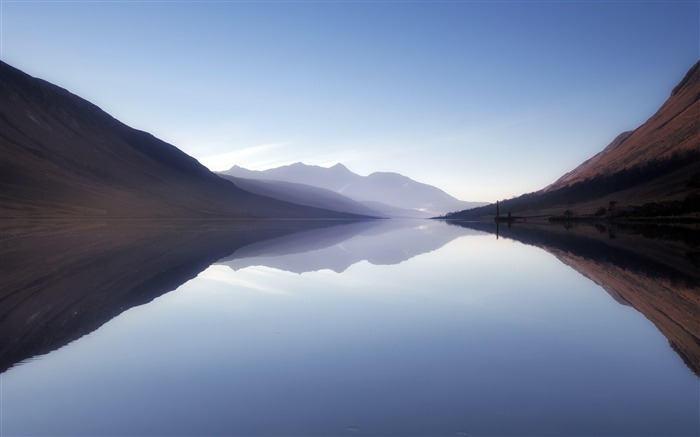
[1,219,468,372]
[1,219,698,436]
[448,220,700,376]
[219,219,472,273]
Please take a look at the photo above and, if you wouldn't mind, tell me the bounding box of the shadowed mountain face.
[448,220,700,376]
[0,219,371,373]
[219,175,386,218]
[0,62,365,219]
[223,162,486,218]
[447,61,700,219]
[228,162,358,192]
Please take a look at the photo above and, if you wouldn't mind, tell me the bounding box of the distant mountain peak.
[285,162,353,172]
[221,162,485,216]
[329,163,354,174]
[368,171,406,179]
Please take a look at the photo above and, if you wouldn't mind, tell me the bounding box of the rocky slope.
[446,61,700,220]
[0,61,365,219]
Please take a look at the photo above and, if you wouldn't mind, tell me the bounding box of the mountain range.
[219,174,385,218]
[222,162,485,218]
[0,59,479,220]
[446,60,700,221]
[0,61,371,219]
[2,58,697,222]
[2,57,698,374]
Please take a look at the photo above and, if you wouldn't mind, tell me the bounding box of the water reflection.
[220,219,473,273]
[448,220,700,376]
[0,219,471,372]
[1,219,698,436]
[0,219,386,372]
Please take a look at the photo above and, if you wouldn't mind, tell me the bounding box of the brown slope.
[446,61,700,221]
[0,61,365,219]
[547,61,699,191]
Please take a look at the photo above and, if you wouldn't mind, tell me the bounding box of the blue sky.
[1,0,698,202]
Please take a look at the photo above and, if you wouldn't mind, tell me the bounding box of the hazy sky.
[1,1,698,202]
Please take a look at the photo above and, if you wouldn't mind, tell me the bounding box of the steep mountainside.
[446,61,700,220]
[0,62,364,219]
[223,162,485,217]
[548,61,699,191]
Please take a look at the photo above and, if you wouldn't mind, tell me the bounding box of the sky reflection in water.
[1,220,698,436]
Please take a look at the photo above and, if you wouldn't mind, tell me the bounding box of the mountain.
[445,61,700,221]
[548,62,699,191]
[219,174,386,217]
[222,162,486,217]
[228,162,359,192]
[0,61,368,219]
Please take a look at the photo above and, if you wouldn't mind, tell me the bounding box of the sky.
[1,0,698,202]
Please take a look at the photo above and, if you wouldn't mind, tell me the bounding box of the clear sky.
[1,0,698,202]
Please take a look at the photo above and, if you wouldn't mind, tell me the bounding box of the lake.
[1,219,698,436]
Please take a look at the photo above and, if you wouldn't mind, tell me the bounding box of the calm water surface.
[1,220,698,436]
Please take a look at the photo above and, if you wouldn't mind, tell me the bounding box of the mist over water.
[1,220,698,436]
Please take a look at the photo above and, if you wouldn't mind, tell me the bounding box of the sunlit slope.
[548,62,699,191]
[446,61,700,220]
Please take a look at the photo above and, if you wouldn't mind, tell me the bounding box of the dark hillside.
[0,61,365,219]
